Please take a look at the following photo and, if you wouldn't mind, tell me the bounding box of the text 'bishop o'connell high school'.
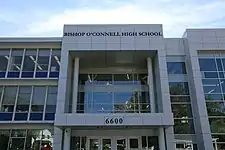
[64,31,163,37]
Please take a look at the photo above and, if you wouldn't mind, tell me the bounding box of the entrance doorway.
[85,136,144,150]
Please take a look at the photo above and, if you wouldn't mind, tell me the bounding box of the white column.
[147,57,155,113]
[63,128,71,150]
[72,57,79,113]
[159,128,166,150]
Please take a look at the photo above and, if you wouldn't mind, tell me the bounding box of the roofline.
[0,37,62,43]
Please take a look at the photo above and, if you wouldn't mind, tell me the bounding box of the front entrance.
[87,136,141,150]
[81,136,150,150]
[70,129,159,150]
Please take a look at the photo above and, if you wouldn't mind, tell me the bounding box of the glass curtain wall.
[0,128,54,150]
[0,86,57,121]
[0,48,61,78]
[199,53,225,150]
[167,61,198,150]
[77,74,149,113]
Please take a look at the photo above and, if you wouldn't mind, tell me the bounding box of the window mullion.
[12,86,20,121]
[43,86,48,121]
[0,86,5,111]
[27,86,34,121]
[47,48,53,78]
[19,48,26,78]
[5,48,12,78]
[34,49,39,78]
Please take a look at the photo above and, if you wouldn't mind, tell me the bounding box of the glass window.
[114,92,141,113]
[202,72,218,78]
[1,86,17,112]
[174,119,195,134]
[172,104,193,118]
[169,82,189,95]
[199,58,217,71]
[35,49,50,78]
[170,96,190,102]
[114,74,134,85]
[0,130,10,150]
[30,86,46,121]
[50,49,60,78]
[16,86,31,112]
[203,85,222,94]
[206,102,225,116]
[209,118,225,133]
[0,50,10,78]
[205,94,223,101]
[8,49,24,78]
[26,129,53,150]
[15,86,31,120]
[21,49,37,78]
[216,59,223,71]
[45,86,57,112]
[167,62,186,74]
[91,92,113,113]
[92,74,112,84]
[31,86,46,112]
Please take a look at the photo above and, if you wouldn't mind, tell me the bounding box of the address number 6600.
[105,118,123,124]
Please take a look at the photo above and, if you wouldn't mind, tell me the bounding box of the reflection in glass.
[206,102,225,116]
[169,82,189,95]
[102,139,111,150]
[167,62,186,74]
[30,86,46,121]
[117,139,126,150]
[174,119,195,134]
[35,49,50,78]
[90,139,99,150]
[0,50,10,78]
[0,130,10,150]
[50,49,60,78]
[199,58,217,71]
[22,49,37,78]
[78,73,150,113]
[46,86,57,113]
[172,104,193,118]
[1,87,17,112]
[209,118,225,133]
[8,49,24,78]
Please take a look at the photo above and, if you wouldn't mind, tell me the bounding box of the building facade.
[0,24,224,150]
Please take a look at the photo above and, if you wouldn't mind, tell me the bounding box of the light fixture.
[126,74,130,79]
[54,56,61,65]
[29,56,43,70]
[88,74,92,82]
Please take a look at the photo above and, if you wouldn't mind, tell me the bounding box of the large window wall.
[167,61,198,150]
[199,53,225,150]
[0,86,57,121]
[0,128,53,150]
[77,74,150,113]
[0,48,61,78]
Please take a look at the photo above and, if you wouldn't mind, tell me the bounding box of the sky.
[0,0,225,37]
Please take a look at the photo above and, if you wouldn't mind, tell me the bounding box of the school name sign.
[64,31,163,37]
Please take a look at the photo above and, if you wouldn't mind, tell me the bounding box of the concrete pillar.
[147,57,155,113]
[52,127,63,150]
[72,57,79,113]
[63,128,71,150]
[158,128,166,150]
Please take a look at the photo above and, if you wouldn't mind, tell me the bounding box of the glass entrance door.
[8,137,26,150]
[115,137,140,150]
[116,138,126,150]
[87,137,112,150]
